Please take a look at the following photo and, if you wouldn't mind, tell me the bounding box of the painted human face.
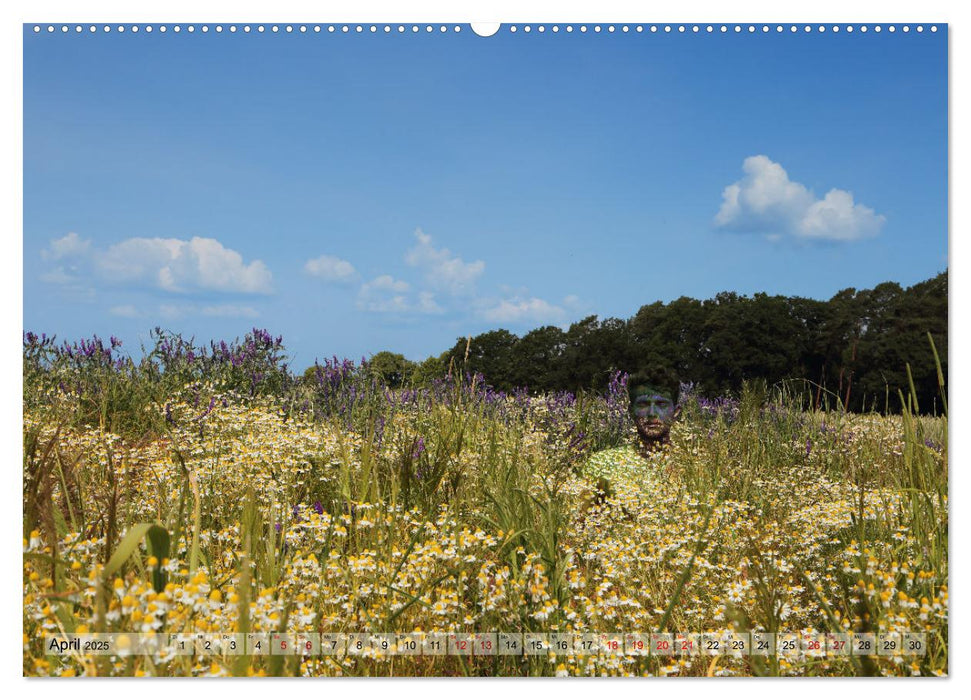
[630,385,677,440]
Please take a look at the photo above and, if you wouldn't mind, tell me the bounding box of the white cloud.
[405,228,485,296]
[304,254,357,283]
[40,234,273,294]
[797,189,886,241]
[416,291,444,314]
[40,233,93,288]
[97,238,184,290]
[366,274,410,294]
[42,232,91,261]
[359,295,410,313]
[357,274,409,312]
[715,155,885,241]
[97,236,272,293]
[481,296,567,325]
[297,229,574,325]
[357,274,443,314]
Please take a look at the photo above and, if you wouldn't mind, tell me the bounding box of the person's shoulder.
[584,444,647,479]
[589,445,640,462]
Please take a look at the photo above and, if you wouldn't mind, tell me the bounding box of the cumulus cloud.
[797,189,886,240]
[715,155,885,241]
[40,233,273,294]
[365,274,410,294]
[414,291,444,314]
[357,274,444,314]
[42,232,90,261]
[405,229,485,296]
[345,229,577,325]
[304,254,357,283]
[97,237,272,293]
[480,296,568,325]
[40,233,93,286]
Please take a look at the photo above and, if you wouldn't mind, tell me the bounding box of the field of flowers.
[22,329,948,676]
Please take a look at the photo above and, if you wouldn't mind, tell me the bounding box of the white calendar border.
[6,1,963,699]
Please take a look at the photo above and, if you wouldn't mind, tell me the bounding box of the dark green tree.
[424,271,946,413]
[411,353,448,387]
[369,351,416,389]
[560,316,635,391]
[443,330,520,391]
[510,325,567,391]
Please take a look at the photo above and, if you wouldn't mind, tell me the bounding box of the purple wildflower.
[412,436,426,459]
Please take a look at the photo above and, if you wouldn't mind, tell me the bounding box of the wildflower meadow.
[22,329,948,677]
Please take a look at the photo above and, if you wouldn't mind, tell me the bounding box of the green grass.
[23,342,947,677]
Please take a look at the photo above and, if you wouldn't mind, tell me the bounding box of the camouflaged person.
[580,371,682,514]
[626,372,681,457]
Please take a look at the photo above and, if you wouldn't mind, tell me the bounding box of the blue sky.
[23,24,947,369]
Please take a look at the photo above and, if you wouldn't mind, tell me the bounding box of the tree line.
[361,271,947,414]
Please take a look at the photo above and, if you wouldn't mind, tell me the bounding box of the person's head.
[627,372,680,448]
